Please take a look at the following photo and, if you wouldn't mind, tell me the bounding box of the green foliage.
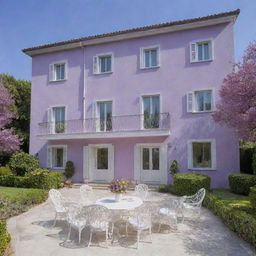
[0,221,11,256]
[9,152,39,176]
[173,173,211,196]
[0,166,12,176]
[250,186,256,209]
[169,160,179,176]
[0,74,31,153]
[203,191,256,248]
[252,152,256,175]
[158,184,175,194]
[239,142,255,174]
[229,174,256,195]
[64,161,75,179]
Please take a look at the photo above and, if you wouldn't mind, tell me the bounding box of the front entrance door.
[83,144,114,183]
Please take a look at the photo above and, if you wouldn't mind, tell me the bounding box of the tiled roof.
[22,9,240,53]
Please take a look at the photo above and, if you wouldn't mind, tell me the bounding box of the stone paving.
[7,188,256,256]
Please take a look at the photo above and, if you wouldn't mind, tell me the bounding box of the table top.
[96,196,143,210]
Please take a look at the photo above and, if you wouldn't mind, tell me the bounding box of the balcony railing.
[38,113,170,136]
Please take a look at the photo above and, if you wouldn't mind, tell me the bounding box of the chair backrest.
[189,188,206,205]
[49,189,66,212]
[85,205,110,224]
[134,204,152,228]
[80,184,93,203]
[67,203,83,222]
[135,184,148,201]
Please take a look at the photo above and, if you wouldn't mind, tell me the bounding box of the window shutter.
[64,62,68,80]
[160,144,168,184]
[47,108,53,134]
[187,142,193,169]
[93,56,99,74]
[49,64,55,81]
[140,48,144,68]
[63,147,67,167]
[190,43,197,63]
[209,41,213,60]
[83,146,89,179]
[211,140,216,170]
[187,92,194,113]
[134,145,140,184]
[47,147,52,168]
[108,145,114,180]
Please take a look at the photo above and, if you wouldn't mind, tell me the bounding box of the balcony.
[38,113,170,140]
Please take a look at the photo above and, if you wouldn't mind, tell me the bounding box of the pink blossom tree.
[0,81,20,153]
[213,42,256,142]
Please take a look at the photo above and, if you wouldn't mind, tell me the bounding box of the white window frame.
[141,146,160,171]
[49,61,68,82]
[95,100,113,132]
[187,139,216,170]
[93,52,113,74]
[47,144,67,169]
[140,45,160,69]
[190,39,214,63]
[187,89,214,113]
[47,105,67,134]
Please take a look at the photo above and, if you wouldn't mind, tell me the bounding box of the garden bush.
[229,174,256,195]
[203,192,256,248]
[0,221,11,256]
[64,161,75,179]
[249,186,256,209]
[173,173,211,196]
[9,152,39,176]
[0,166,12,176]
[240,145,254,174]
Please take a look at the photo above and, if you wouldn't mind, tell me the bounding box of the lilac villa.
[23,9,240,188]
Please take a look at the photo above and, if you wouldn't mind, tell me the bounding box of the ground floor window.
[47,145,67,168]
[142,147,160,170]
[97,148,108,169]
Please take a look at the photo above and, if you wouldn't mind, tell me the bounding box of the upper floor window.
[190,40,213,63]
[49,61,67,81]
[140,46,160,69]
[187,90,213,113]
[96,101,112,132]
[47,106,66,134]
[93,53,113,74]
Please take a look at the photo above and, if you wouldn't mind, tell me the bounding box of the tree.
[212,42,256,142]
[0,74,31,152]
[0,80,20,153]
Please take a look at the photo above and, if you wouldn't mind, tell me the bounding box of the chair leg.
[136,230,140,249]
[53,212,57,227]
[125,222,129,237]
[158,223,161,233]
[78,228,82,244]
[149,227,152,243]
[105,228,108,248]
[67,224,71,241]
[88,230,92,248]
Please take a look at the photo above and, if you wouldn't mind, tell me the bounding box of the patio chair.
[85,205,112,248]
[135,184,149,202]
[126,205,152,249]
[158,196,185,232]
[66,204,88,244]
[80,184,94,205]
[49,189,67,227]
[183,188,206,218]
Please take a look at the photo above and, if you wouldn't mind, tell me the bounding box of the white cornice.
[24,15,236,57]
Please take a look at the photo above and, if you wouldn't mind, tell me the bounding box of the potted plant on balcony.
[55,122,65,133]
[109,179,130,201]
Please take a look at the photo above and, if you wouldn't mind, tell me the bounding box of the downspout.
[80,42,86,128]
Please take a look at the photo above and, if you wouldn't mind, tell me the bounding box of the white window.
[142,147,160,171]
[49,62,67,81]
[188,140,216,170]
[47,145,67,169]
[97,148,108,170]
[47,106,66,134]
[96,101,112,131]
[140,46,160,69]
[187,90,213,113]
[190,40,213,63]
[93,53,113,74]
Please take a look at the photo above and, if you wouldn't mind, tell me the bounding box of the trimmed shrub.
[203,192,256,248]
[229,174,256,195]
[0,221,11,256]
[0,166,12,176]
[249,186,256,209]
[9,152,39,176]
[169,160,179,177]
[173,173,211,196]
[64,161,75,179]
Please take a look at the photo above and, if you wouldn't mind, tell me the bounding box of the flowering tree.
[213,42,256,142]
[0,81,20,153]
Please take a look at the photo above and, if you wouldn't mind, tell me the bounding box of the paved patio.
[7,188,256,256]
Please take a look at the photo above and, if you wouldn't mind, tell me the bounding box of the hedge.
[203,192,256,248]
[250,186,256,209]
[0,170,63,190]
[173,173,211,196]
[0,167,12,176]
[0,221,11,256]
[229,174,256,195]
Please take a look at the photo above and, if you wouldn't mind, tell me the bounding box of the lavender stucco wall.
[30,21,239,188]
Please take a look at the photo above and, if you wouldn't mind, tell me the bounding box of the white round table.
[96,196,143,210]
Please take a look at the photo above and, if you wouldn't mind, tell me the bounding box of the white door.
[84,144,114,183]
[134,144,167,184]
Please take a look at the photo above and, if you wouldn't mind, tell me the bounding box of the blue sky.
[0,0,255,81]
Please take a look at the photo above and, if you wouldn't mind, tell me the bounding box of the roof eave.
[23,14,237,57]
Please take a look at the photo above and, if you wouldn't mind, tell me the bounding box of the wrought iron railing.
[38,113,170,136]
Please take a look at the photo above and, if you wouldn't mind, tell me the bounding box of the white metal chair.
[80,184,94,205]
[66,204,88,244]
[49,189,67,227]
[183,188,206,218]
[126,205,152,249]
[158,196,185,232]
[135,184,149,202]
[85,205,112,248]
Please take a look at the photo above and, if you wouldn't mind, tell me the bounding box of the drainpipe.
[80,42,86,129]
